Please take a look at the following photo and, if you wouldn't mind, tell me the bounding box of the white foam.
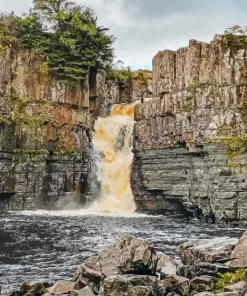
[15,209,161,219]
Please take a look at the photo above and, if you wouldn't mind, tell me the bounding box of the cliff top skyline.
[0,0,246,70]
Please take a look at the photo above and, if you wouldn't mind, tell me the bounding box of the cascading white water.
[89,104,136,214]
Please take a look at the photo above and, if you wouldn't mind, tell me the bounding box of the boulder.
[190,276,215,292]
[73,263,103,292]
[156,252,178,276]
[47,281,80,294]
[179,237,238,265]
[125,286,154,296]
[230,231,247,268]
[162,275,190,296]
[124,275,158,296]
[241,284,247,296]
[217,293,240,296]
[99,275,133,296]
[10,281,49,296]
[193,293,214,296]
[74,234,157,291]
[177,263,230,279]
[224,281,247,293]
[71,286,95,296]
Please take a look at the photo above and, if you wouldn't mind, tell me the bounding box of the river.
[0,210,245,295]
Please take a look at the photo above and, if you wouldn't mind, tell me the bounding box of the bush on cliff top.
[224,25,247,48]
[0,0,115,88]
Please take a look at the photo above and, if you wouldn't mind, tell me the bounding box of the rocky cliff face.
[0,47,152,210]
[132,35,247,223]
[0,48,100,210]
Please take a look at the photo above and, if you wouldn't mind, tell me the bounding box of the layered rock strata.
[131,35,247,223]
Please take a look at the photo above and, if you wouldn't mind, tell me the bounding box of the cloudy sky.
[0,0,246,69]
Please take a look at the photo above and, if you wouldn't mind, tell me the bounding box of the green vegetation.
[180,82,203,111]
[0,14,14,56]
[205,269,247,293]
[131,70,152,86]
[224,25,247,48]
[108,67,132,82]
[1,0,115,88]
[222,135,247,163]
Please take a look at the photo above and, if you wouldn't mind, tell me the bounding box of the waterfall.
[89,103,136,214]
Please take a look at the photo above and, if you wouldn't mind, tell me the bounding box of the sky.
[0,0,247,70]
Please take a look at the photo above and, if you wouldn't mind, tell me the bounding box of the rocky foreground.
[9,231,247,296]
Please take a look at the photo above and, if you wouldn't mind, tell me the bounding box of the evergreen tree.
[10,0,115,87]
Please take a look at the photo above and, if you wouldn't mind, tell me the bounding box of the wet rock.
[124,275,158,295]
[74,234,157,284]
[230,231,247,268]
[193,293,214,296]
[217,293,240,296]
[74,264,103,288]
[179,238,238,265]
[190,291,200,296]
[47,281,80,294]
[162,274,190,296]
[177,263,230,279]
[157,252,179,276]
[224,281,247,293]
[125,286,153,296]
[241,284,247,296]
[99,275,133,296]
[9,290,22,296]
[166,292,181,296]
[31,283,48,295]
[20,281,30,294]
[71,286,95,296]
[190,276,215,292]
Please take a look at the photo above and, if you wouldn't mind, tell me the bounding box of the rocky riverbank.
[8,231,247,296]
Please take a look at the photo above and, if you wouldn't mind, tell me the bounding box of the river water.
[0,210,245,295]
[0,104,246,294]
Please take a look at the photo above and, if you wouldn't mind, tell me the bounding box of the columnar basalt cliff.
[132,35,247,223]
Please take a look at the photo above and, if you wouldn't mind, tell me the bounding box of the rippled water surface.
[0,211,245,295]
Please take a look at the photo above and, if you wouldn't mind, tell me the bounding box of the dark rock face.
[0,153,87,210]
[131,144,247,223]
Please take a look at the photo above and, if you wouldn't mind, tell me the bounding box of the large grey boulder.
[156,251,179,277]
[71,286,95,296]
[177,262,230,279]
[73,235,157,293]
[125,286,153,296]
[190,275,215,292]
[124,275,158,295]
[230,231,247,268]
[47,280,80,294]
[161,274,190,296]
[99,275,133,296]
[98,274,158,296]
[179,237,238,265]
[224,281,247,293]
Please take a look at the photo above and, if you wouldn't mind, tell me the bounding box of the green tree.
[224,24,247,48]
[10,0,115,87]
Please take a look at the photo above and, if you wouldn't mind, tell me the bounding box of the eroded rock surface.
[230,231,247,268]
[179,237,238,265]
[131,34,247,223]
